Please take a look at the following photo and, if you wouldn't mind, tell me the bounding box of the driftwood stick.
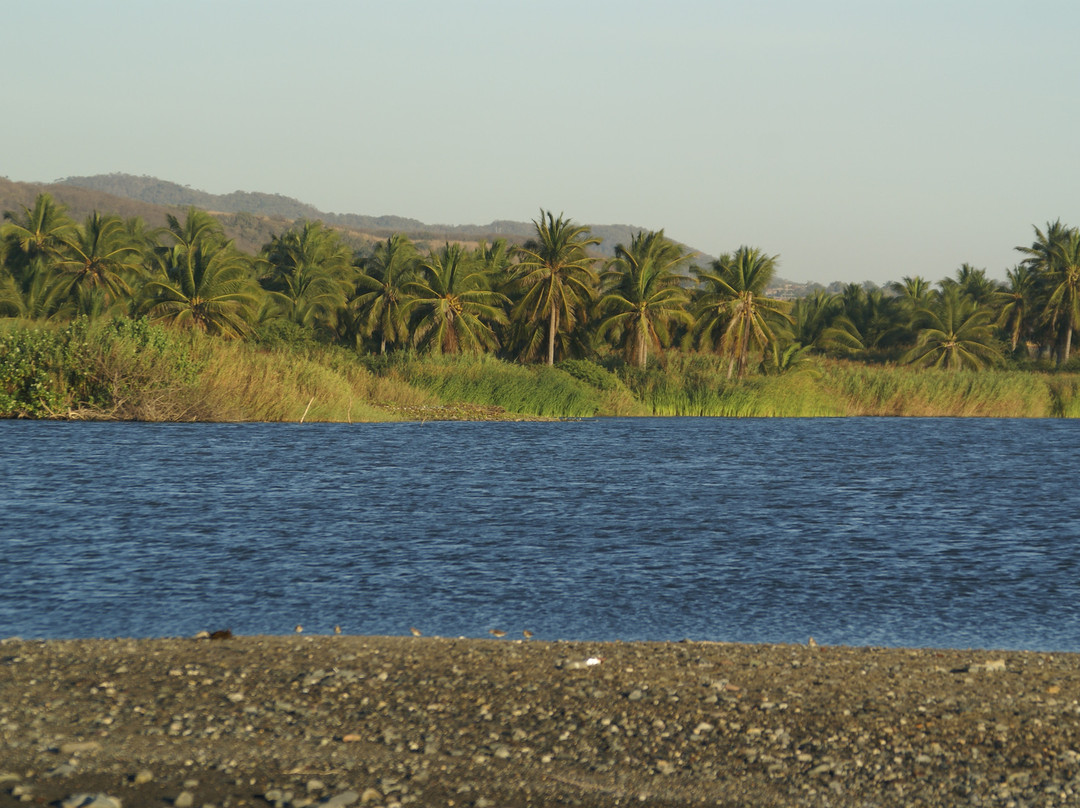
[300,396,315,424]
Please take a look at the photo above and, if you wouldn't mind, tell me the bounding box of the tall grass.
[817,361,1058,417]
[368,353,627,417]
[0,318,432,421]
[619,353,844,417]
[5,319,1080,420]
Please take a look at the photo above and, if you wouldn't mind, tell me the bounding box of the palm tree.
[2,193,76,270]
[259,221,353,333]
[1016,219,1073,276]
[888,275,933,327]
[145,207,229,281]
[597,229,692,367]
[694,246,791,378]
[788,289,842,351]
[352,234,419,354]
[902,288,1002,370]
[940,264,999,307]
[995,265,1040,354]
[820,283,908,357]
[165,207,227,253]
[141,242,260,337]
[510,210,600,365]
[1045,230,1080,364]
[52,212,144,312]
[404,243,508,354]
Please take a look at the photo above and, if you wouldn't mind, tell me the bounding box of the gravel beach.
[2,634,1079,807]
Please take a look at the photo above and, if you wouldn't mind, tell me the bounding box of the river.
[1,418,1077,650]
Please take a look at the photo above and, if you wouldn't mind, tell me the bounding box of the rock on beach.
[1,634,1079,807]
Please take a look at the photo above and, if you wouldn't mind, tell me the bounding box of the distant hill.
[49,173,667,259]
[8,174,815,288]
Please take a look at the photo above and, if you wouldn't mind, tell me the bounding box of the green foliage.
[557,358,627,392]
[251,318,323,350]
[693,246,792,378]
[510,210,600,365]
[598,229,692,367]
[404,243,507,354]
[10,191,1080,420]
[0,317,208,418]
[0,320,97,416]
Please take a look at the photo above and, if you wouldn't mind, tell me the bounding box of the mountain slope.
[51,173,667,257]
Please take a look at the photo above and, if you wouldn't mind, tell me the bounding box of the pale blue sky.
[4,1,1078,283]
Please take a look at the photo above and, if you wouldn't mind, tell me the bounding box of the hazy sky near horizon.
[4,0,1079,284]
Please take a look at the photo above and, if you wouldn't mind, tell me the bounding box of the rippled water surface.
[2,418,1079,650]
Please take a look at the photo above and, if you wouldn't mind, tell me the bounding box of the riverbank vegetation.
[3,194,1080,419]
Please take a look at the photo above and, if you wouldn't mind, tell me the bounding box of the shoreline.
[3,635,1079,807]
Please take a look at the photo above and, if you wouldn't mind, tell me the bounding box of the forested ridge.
[3,185,1080,420]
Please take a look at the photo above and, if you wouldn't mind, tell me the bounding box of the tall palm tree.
[1016,219,1073,277]
[510,210,599,365]
[353,234,420,354]
[902,288,1002,370]
[52,212,144,311]
[141,242,260,337]
[1045,230,1080,364]
[404,243,508,354]
[694,246,791,379]
[597,229,692,367]
[995,265,1040,354]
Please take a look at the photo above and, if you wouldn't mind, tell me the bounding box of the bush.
[0,319,103,417]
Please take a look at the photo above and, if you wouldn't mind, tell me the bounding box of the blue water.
[1,418,1078,651]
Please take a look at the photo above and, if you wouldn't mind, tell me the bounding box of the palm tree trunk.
[1065,321,1074,364]
[547,305,558,366]
[737,313,752,378]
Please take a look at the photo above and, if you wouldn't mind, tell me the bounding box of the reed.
[372,353,614,417]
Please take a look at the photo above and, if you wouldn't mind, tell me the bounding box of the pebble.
[174,791,195,808]
[60,741,102,754]
[323,791,360,807]
[6,635,1080,808]
[60,795,123,808]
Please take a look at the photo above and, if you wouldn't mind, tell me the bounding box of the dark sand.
[2,634,1079,807]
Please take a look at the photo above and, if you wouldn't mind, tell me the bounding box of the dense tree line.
[2,194,1077,375]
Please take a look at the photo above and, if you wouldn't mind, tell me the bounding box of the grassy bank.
[1,318,1077,420]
